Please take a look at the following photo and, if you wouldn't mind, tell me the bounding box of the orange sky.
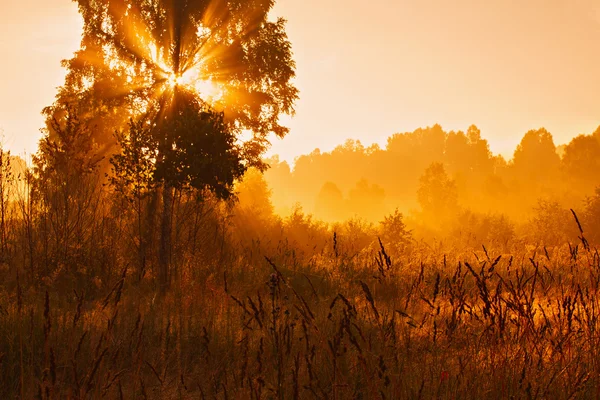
[1,0,599,162]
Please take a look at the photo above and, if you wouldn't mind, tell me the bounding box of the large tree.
[43,0,298,292]
[45,0,298,160]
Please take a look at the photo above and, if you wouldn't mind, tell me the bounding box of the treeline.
[264,124,600,242]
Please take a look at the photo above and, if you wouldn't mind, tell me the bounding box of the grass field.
[0,200,598,399]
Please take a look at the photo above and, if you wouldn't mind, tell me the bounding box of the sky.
[1,0,600,163]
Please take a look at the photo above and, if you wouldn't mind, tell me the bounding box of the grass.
[0,153,597,398]
[1,225,599,399]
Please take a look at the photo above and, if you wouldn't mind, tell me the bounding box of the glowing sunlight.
[3,1,600,398]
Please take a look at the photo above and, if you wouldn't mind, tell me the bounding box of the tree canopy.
[44,0,299,175]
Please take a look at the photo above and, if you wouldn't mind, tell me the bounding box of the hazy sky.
[1,0,600,162]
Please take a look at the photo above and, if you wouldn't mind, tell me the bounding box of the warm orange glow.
[163,69,221,103]
[167,73,181,88]
[55,0,239,126]
[3,4,600,398]
[4,1,600,160]
[177,68,223,101]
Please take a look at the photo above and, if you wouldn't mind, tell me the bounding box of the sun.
[164,68,222,102]
[167,73,181,87]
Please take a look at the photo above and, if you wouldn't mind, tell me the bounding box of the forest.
[1,0,600,399]
[263,124,600,246]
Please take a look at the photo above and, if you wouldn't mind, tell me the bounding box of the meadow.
[0,160,598,399]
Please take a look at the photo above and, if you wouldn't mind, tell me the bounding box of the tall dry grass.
[1,148,600,398]
[2,217,600,398]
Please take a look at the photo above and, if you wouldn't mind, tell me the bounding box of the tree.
[528,200,578,246]
[451,210,515,250]
[347,179,385,222]
[583,187,600,244]
[417,162,458,225]
[594,125,600,142]
[235,167,274,222]
[110,119,158,278]
[512,128,560,188]
[378,208,411,255]
[465,125,493,175]
[561,134,600,192]
[44,0,298,292]
[443,125,494,211]
[263,155,293,215]
[45,0,298,155]
[231,168,276,247]
[314,181,345,222]
[33,106,103,279]
[444,130,470,174]
[0,143,14,261]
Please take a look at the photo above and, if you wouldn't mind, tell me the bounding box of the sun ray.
[51,0,295,150]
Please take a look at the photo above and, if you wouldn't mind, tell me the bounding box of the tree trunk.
[158,184,173,294]
[157,2,182,294]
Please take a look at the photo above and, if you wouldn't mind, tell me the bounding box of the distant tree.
[561,134,600,192]
[465,125,493,175]
[291,149,326,208]
[347,179,385,222]
[381,124,447,204]
[378,208,411,254]
[321,139,368,193]
[386,124,446,171]
[333,217,375,255]
[583,187,600,244]
[451,210,515,250]
[528,200,578,246]
[594,125,600,141]
[263,156,293,215]
[236,168,274,222]
[283,205,329,255]
[443,125,494,210]
[556,144,567,159]
[314,181,346,222]
[512,128,560,187]
[480,171,509,211]
[444,130,470,174]
[417,162,458,225]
